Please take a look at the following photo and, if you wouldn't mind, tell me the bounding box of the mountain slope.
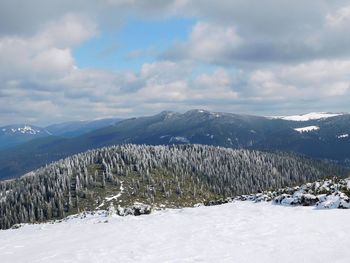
[0,144,345,229]
[45,118,122,137]
[1,110,350,179]
[0,110,289,179]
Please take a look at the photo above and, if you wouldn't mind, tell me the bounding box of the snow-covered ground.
[271,112,343,121]
[1,202,350,263]
[338,134,349,139]
[294,125,320,133]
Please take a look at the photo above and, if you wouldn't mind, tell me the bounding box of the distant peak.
[185,109,210,115]
[157,110,176,116]
[0,124,48,135]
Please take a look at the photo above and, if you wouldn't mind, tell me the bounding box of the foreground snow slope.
[1,202,350,263]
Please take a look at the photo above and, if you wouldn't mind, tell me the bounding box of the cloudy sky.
[1,0,350,125]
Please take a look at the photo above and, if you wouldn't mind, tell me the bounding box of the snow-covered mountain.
[0,118,122,150]
[1,125,47,135]
[1,124,49,135]
[0,124,51,149]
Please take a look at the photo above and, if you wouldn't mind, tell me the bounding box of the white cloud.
[326,5,350,28]
[193,69,238,100]
[164,22,242,65]
[35,13,98,48]
[248,59,350,99]
[0,14,96,82]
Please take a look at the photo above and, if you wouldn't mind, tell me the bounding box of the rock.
[117,203,152,216]
[316,195,341,209]
[205,197,234,206]
[300,194,318,206]
[236,178,350,210]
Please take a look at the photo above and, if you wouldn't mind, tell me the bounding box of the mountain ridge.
[1,109,350,179]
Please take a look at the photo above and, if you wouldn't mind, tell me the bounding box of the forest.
[0,144,346,229]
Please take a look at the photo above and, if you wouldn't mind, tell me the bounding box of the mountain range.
[0,118,122,150]
[0,110,349,180]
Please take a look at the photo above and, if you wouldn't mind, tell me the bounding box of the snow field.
[0,201,350,263]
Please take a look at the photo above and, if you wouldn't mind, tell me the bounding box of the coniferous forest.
[0,144,346,229]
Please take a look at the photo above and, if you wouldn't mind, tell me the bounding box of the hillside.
[0,144,346,230]
[1,110,350,179]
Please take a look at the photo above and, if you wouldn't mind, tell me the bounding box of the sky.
[1,0,350,126]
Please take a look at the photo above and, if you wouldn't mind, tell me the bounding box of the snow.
[169,136,189,143]
[104,182,124,202]
[206,134,214,139]
[1,202,350,263]
[7,125,41,135]
[272,112,343,121]
[97,182,124,209]
[294,125,320,133]
[338,134,349,139]
[316,194,350,209]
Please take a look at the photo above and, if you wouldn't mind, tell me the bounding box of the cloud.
[0,0,180,36]
[326,5,350,28]
[0,14,96,81]
[163,22,242,65]
[246,59,350,101]
[1,0,350,125]
[163,3,350,65]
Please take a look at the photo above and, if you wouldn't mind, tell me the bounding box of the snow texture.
[7,125,41,135]
[0,202,350,263]
[294,125,319,133]
[169,136,189,143]
[338,134,349,139]
[272,112,342,121]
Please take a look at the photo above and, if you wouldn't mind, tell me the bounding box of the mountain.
[0,124,51,149]
[0,144,345,229]
[0,118,122,151]
[45,118,122,137]
[0,109,349,180]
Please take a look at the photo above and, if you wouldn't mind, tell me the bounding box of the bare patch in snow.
[96,181,124,209]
